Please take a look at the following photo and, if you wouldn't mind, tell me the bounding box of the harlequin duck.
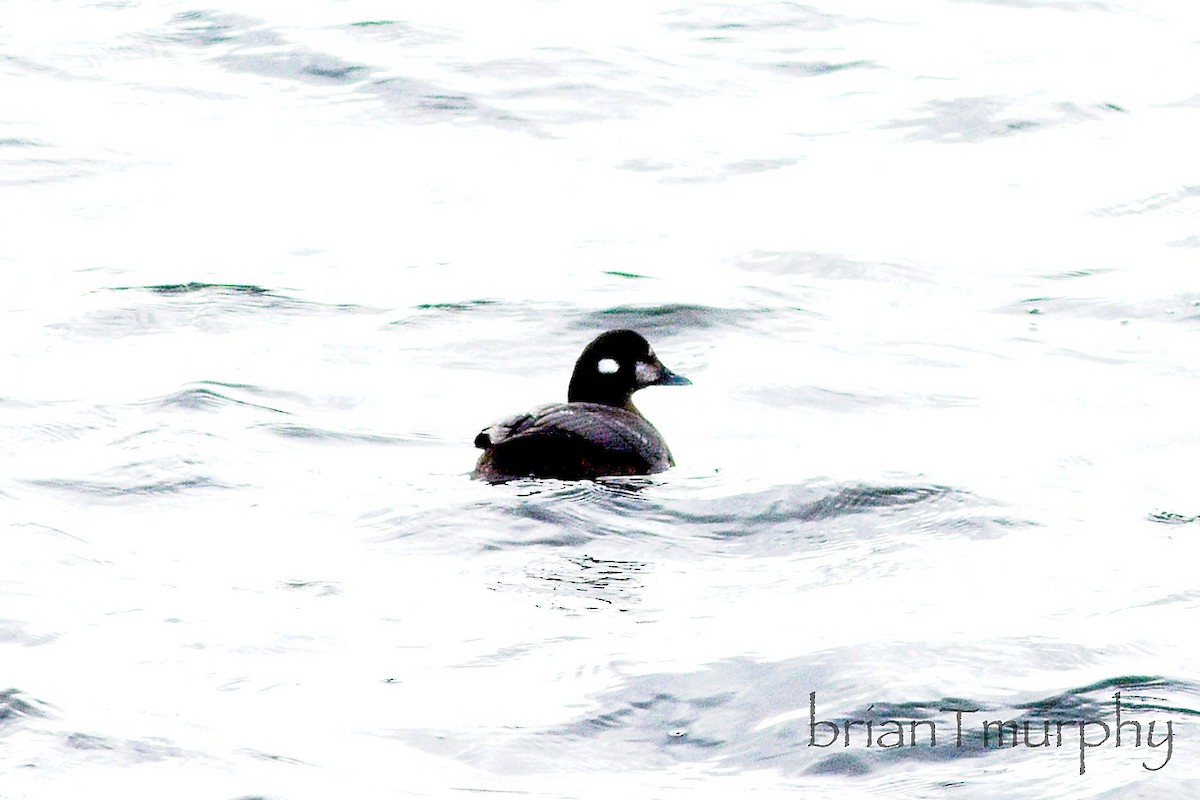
[472,329,690,482]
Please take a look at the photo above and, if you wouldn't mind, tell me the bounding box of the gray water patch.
[884,98,1119,144]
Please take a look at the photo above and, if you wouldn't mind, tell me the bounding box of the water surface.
[2,1,1199,797]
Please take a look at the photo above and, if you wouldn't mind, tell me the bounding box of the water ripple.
[432,663,1200,776]
[262,423,428,445]
[146,385,291,415]
[27,474,228,499]
[375,480,1011,553]
[0,689,50,729]
[47,284,373,339]
[573,304,776,335]
[885,98,1121,144]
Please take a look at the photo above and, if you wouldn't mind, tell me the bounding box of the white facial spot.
[597,358,620,374]
[635,360,658,385]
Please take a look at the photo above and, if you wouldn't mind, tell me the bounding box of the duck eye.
[597,358,620,374]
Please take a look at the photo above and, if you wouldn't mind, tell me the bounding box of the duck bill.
[653,367,691,386]
[636,358,692,388]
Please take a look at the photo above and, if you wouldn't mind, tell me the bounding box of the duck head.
[567,329,690,409]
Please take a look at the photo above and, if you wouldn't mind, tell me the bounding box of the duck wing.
[473,402,672,481]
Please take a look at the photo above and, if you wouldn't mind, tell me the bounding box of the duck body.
[472,330,689,482]
[473,401,673,482]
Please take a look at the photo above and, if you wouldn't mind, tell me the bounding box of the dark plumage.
[472,330,690,482]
